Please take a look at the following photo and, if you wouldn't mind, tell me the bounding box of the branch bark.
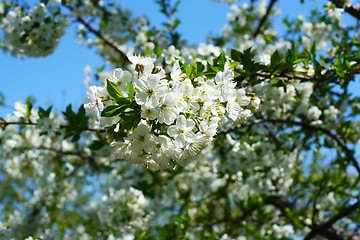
[76,17,130,64]
[221,118,360,175]
[0,121,105,132]
[252,0,278,38]
[331,0,360,21]
[304,200,360,240]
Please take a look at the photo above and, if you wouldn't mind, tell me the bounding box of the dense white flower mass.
[1,0,359,239]
[84,54,258,170]
[1,3,67,57]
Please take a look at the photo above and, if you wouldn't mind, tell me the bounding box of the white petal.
[122,71,132,82]
[137,124,149,135]
[83,103,94,114]
[167,126,179,137]
[223,69,234,81]
[185,119,195,130]
[135,92,148,105]
[175,135,186,148]
[177,115,187,128]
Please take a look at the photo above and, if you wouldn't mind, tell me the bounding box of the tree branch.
[221,118,360,175]
[76,17,130,64]
[249,71,339,85]
[304,200,360,240]
[254,71,315,82]
[331,0,360,21]
[35,146,96,165]
[61,1,130,63]
[0,121,105,132]
[252,0,278,38]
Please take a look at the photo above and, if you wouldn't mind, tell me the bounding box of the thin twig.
[252,0,278,38]
[221,118,360,175]
[35,146,96,164]
[0,121,105,132]
[62,2,130,63]
[76,17,130,64]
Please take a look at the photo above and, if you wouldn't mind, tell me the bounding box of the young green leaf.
[127,82,135,102]
[101,105,129,118]
[38,106,52,119]
[215,51,227,69]
[270,50,281,72]
[230,49,242,62]
[107,80,124,100]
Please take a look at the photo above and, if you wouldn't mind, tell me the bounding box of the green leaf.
[62,105,89,141]
[0,92,5,106]
[183,61,206,79]
[270,50,281,70]
[204,63,220,78]
[230,49,242,62]
[101,105,129,117]
[88,140,106,151]
[145,48,153,56]
[78,104,86,117]
[25,96,35,120]
[71,133,80,142]
[107,80,124,100]
[40,0,49,5]
[310,41,316,57]
[182,62,193,78]
[230,48,265,77]
[115,97,130,106]
[127,82,135,102]
[154,42,162,57]
[215,51,227,69]
[195,61,205,75]
[38,106,52,119]
[272,77,287,92]
[173,19,180,28]
[119,109,141,131]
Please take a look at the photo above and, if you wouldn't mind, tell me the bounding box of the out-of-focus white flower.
[83,65,92,75]
[308,106,322,120]
[324,105,339,120]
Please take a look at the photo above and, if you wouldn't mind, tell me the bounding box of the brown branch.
[221,118,360,175]
[304,200,360,240]
[254,71,315,82]
[262,122,285,146]
[35,146,96,164]
[0,121,36,127]
[76,17,130,64]
[265,119,360,175]
[252,0,278,38]
[32,146,101,176]
[266,195,355,240]
[331,0,360,21]
[62,2,129,63]
[252,71,338,85]
[0,121,105,132]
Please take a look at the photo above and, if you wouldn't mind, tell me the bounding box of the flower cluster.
[84,53,259,170]
[1,3,67,57]
[91,187,150,233]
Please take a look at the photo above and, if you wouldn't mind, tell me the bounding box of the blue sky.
[0,0,229,116]
[0,0,348,117]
